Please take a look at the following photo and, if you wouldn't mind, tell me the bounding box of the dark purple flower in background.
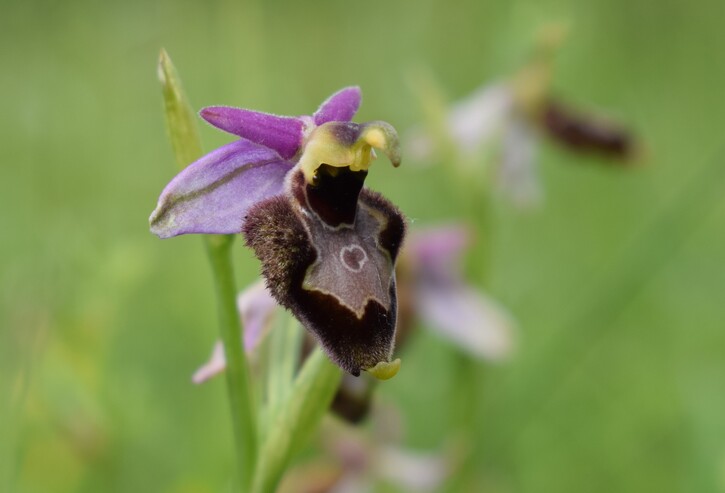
[150,88,406,379]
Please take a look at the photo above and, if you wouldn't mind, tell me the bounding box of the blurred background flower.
[3,1,725,492]
[406,24,639,209]
[397,225,514,360]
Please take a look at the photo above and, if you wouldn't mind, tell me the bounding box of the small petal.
[313,86,362,126]
[497,115,543,208]
[199,106,305,160]
[149,139,292,238]
[192,341,226,384]
[238,280,278,353]
[192,281,278,384]
[416,282,514,361]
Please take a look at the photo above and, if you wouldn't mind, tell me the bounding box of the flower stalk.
[204,234,258,487]
[158,49,257,489]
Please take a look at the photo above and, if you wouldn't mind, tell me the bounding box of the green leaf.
[157,48,203,169]
[251,346,342,493]
[263,311,303,430]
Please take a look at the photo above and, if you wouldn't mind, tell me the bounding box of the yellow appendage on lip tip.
[298,121,401,184]
[366,358,401,380]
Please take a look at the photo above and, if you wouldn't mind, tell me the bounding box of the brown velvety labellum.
[244,168,406,376]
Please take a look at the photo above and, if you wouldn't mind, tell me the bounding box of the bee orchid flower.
[150,87,406,379]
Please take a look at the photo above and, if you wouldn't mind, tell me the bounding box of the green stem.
[205,235,257,489]
[251,346,342,493]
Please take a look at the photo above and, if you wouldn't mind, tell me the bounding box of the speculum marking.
[340,244,368,272]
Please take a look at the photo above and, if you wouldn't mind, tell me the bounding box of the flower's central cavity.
[298,121,401,185]
[304,164,367,227]
[340,244,368,272]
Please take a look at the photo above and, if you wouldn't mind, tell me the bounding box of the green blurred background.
[2,0,725,491]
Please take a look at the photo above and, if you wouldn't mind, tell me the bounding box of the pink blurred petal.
[447,82,514,155]
[416,283,514,361]
[239,280,278,352]
[192,281,278,384]
[313,86,362,125]
[497,115,543,208]
[192,341,225,384]
[406,225,471,274]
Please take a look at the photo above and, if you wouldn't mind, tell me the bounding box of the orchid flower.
[150,87,406,379]
[406,25,637,208]
[406,72,547,208]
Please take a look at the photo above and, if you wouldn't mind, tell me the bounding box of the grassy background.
[2,0,725,491]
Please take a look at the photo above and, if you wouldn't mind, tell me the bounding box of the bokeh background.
[2,0,725,491]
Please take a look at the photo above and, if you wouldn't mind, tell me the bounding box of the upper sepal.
[198,86,362,161]
[313,86,362,126]
[199,106,306,160]
[150,139,292,238]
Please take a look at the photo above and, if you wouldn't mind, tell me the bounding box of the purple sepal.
[199,106,305,160]
[150,139,292,238]
[313,86,362,126]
